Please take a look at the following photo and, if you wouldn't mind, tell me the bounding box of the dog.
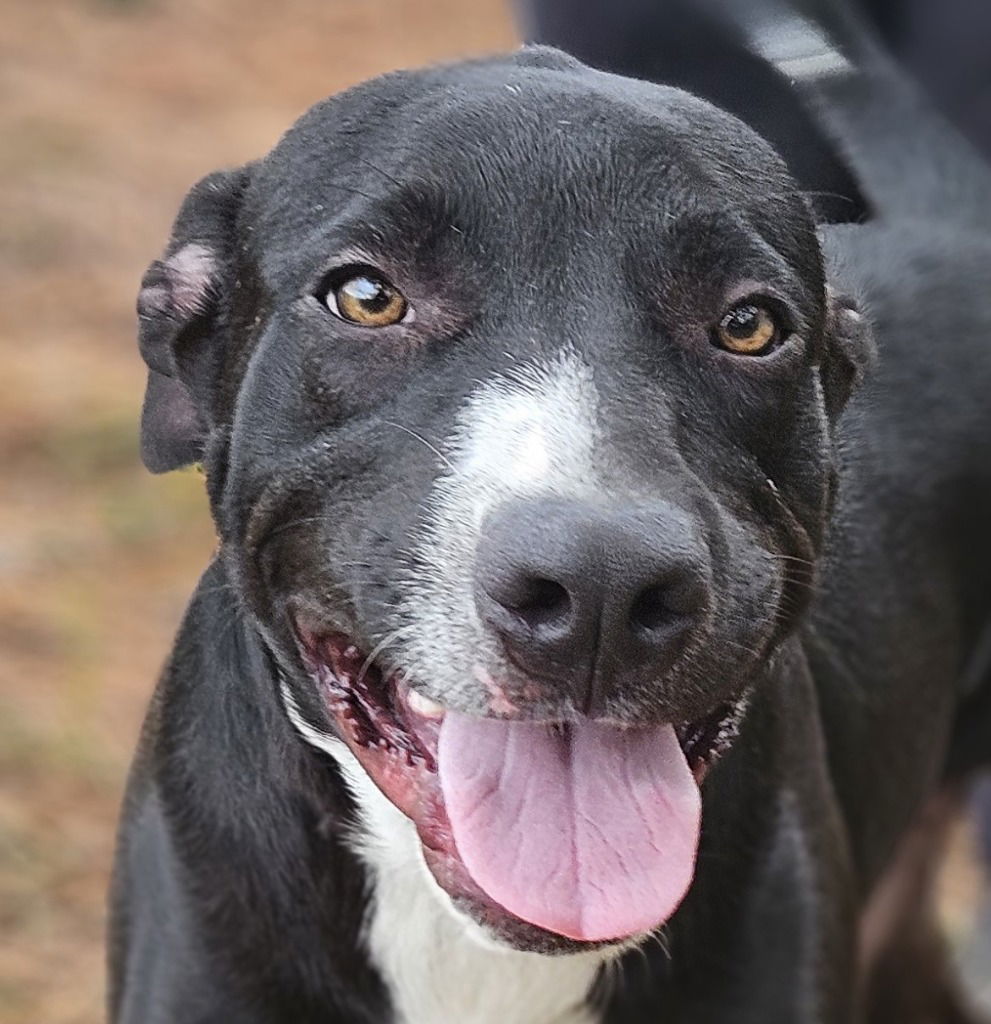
[109,1,991,1020]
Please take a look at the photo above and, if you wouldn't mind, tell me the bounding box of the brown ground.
[0,2,512,1020]
[0,2,985,1022]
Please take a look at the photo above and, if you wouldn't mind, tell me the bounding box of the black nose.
[474,497,710,713]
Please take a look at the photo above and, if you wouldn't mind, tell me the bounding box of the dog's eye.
[714,303,781,356]
[322,268,408,327]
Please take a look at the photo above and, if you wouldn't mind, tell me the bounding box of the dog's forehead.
[248,52,800,254]
[274,54,729,165]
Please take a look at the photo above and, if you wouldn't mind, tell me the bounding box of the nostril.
[505,576,571,628]
[629,584,674,633]
[629,577,704,635]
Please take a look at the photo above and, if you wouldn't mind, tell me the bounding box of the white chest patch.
[282,687,608,1024]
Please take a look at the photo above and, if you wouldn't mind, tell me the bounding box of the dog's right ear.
[137,166,251,473]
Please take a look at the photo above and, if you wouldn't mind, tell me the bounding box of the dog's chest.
[364,837,604,1024]
[283,701,609,1023]
[339,749,605,1024]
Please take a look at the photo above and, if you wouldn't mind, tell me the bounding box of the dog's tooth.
[406,689,445,719]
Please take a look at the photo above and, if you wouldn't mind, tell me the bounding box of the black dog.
[109,1,991,1020]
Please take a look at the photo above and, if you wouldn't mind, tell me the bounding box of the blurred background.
[0,2,986,1022]
[0,2,514,1020]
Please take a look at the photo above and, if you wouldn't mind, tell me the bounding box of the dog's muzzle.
[291,617,749,945]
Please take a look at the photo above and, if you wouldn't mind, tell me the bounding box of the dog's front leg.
[606,641,860,1024]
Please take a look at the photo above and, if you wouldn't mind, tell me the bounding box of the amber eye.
[715,303,781,355]
[324,269,408,327]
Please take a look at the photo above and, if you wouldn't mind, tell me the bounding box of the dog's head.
[137,48,871,951]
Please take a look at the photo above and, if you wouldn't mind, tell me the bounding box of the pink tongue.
[437,714,701,942]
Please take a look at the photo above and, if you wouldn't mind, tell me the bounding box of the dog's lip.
[290,619,747,781]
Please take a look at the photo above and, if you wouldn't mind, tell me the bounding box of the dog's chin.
[292,625,748,951]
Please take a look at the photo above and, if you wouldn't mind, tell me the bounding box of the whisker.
[768,553,815,567]
[381,420,457,473]
[802,189,859,206]
[356,626,417,686]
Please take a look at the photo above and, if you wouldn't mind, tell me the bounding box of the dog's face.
[138,49,870,951]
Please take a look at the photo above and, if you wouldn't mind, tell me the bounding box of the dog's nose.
[474,497,710,711]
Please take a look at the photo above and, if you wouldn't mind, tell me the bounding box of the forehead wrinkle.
[403,107,801,253]
[667,214,808,289]
[365,179,468,236]
[404,96,678,225]
[339,177,503,279]
[261,178,473,290]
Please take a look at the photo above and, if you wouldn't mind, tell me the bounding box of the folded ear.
[136,166,251,472]
[820,286,876,420]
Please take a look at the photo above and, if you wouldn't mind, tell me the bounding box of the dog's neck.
[282,686,609,1024]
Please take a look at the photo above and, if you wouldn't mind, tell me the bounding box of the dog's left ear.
[136,166,252,473]
[820,288,876,420]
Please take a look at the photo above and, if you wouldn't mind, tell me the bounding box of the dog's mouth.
[295,628,747,946]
